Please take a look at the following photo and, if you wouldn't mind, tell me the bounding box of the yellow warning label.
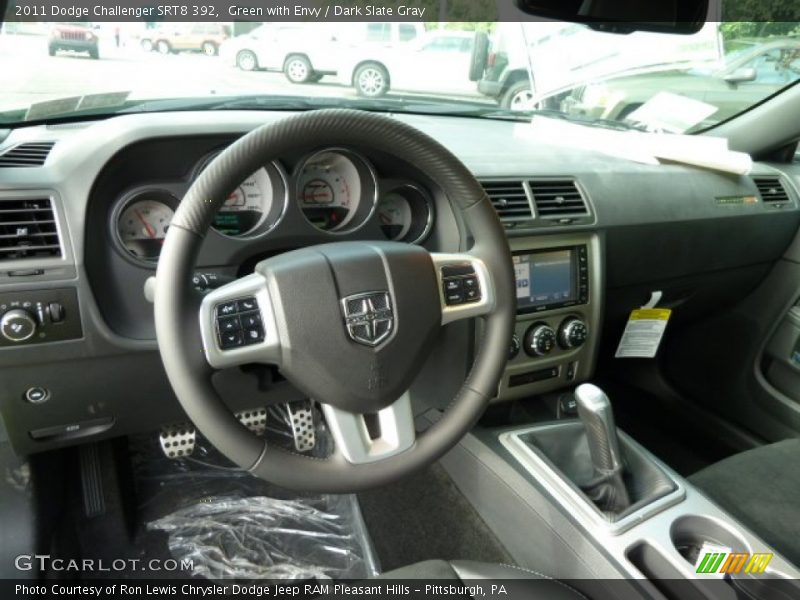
[630,309,672,321]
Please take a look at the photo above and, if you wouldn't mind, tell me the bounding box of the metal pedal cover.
[236,407,267,436]
[287,401,316,452]
[159,423,196,459]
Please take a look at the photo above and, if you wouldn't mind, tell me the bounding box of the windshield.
[1,16,799,133]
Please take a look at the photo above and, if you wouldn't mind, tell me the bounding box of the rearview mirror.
[514,0,709,34]
[724,67,757,84]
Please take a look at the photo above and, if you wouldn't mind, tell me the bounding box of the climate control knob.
[1,309,37,343]
[509,334,521,360]
[559,318,588,349]
[524,323,557,357]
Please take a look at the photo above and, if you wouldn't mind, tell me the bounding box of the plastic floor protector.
[140,404,380,580]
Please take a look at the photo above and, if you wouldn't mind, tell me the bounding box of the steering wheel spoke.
[431,252,496,325]
[321,392,416,464]
[198,273,282,369]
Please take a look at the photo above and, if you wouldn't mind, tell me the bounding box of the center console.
[433,383,800,599]
[493,233,602,402]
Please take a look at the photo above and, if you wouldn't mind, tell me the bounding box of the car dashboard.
[0,110,799,455]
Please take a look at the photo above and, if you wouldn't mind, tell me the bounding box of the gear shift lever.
[574,383,631,513]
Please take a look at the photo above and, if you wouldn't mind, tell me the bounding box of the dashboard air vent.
[529,179,588,218]
[753,177,790,204]
[0,142,56,168]
[0,198,62,260]
[480,180,532,221]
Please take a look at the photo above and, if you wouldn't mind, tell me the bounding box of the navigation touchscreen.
[514,249,577,311]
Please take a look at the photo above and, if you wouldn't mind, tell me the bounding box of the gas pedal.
[287,400,316,453]
[236,407,268,435]
[159,423,196,459]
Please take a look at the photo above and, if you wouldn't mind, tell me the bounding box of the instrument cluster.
[111,148,435,265]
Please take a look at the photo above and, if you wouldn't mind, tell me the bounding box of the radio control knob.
[1,309,37,343]
[509,334,521,360]
[524,323,557,357]
[559,318,588,349]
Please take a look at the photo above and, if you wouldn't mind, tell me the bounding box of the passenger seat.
[689,438,800,567]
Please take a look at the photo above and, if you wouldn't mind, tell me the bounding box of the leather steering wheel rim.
[154,109,515,492]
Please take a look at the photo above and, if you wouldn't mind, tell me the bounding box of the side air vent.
[0,198,62,260]
[529,179,588,218]
[480,180,532,221]
[753,177,790,204]
[0,142,56,168]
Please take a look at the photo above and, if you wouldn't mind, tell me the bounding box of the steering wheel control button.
[524,323,557,357]
[240,312,262,328]
[214,297,264,350]
[445,289,464,305]
[24,387,50,404]
[1,309,37,342]
[237,297,258,312]
[219,330,244,349]
[441,266,481,306]
[243,326,265,345]
[217,316,241,334]
[444,278,462,293]
[216,301,238,317]
[441,264,475,278]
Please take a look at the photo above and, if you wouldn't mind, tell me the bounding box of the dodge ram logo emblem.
[341,292,393,347]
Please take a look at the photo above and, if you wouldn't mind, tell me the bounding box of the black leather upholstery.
[377,560,587,599]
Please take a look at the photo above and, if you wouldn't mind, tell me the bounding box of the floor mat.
[358,463,512,571]
[134,407,379,580]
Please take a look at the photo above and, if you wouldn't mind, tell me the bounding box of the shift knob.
[574,383,625,472]
[575,383,630,512]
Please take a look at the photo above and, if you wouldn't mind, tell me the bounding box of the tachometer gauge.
[296,150,376,233]
[213,168,273,237]
[116,192,176,261]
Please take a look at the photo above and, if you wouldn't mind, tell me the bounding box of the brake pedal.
[287,400,316,453]
[159,423,196,459]
[236,407,268,436]
[159,408,267,459]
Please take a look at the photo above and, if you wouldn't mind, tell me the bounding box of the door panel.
[764,305,800,402]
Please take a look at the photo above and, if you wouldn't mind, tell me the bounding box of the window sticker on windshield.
[626,92,718,133]
[615,308,672,359]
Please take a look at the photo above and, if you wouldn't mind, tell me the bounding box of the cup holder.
[670,515,750,566]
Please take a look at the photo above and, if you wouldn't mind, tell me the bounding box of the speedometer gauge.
[296,149,377,233]
[116,191,176,262]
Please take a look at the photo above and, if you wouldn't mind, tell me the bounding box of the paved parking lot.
[0,33,492,116]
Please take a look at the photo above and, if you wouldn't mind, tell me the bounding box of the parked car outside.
[48,22,99,59]
[474,22,722,111]
[563,38,800,123]
[220,22,425,84]
[140,23,230,56]
[336,30,478,98]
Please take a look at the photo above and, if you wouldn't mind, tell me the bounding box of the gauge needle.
[134,209,157,239]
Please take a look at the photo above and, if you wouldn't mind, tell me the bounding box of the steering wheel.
[154,109,515,492]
